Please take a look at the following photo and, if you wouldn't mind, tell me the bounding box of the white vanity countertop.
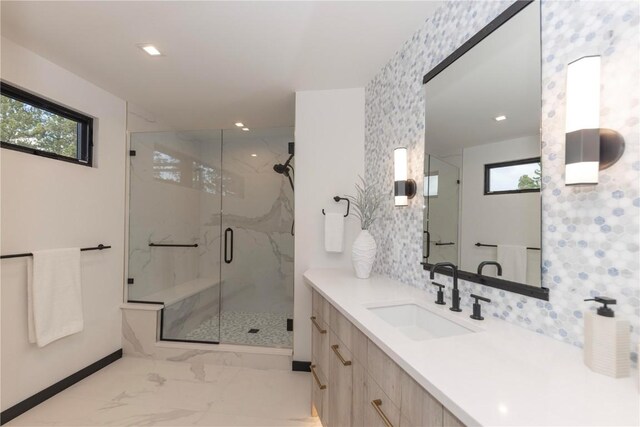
[304,268,640,427]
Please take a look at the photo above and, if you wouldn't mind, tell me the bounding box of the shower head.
[273,150,294,177]
[273,163,290,176]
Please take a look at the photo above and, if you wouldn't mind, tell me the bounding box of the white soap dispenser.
[583,297,630,378]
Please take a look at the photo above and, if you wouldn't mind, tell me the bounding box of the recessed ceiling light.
[494,115,507,122]
[235,122,244,127]
[251,153,257,157]
[139,44,162,56]
[242,127,250,131]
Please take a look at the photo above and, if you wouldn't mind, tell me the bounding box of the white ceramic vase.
[352,229,377,279]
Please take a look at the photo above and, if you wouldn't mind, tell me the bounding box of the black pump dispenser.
[584,296,616,318]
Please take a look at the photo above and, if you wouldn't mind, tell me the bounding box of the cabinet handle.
[310,364,327,390]
[310,316,327,334]
[371,399,394,427]
[331,344,352,366]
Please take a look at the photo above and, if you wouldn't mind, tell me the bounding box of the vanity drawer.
[311,313,330,379]
[367,340,402,408]
[352,359,367,427]
[364,371,401,427]
[310,363,328,425]
[400,371,443,427]
[312,289,331,324]
[330,304,353,351]
[351,323,368,365]
[311,289,322,319]
[443,408,466,427]
[328,331,353,427]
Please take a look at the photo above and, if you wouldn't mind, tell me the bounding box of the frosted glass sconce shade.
[564,56,624,185]
[394,147,416,206]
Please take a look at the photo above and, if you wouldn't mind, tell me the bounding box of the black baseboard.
[292,360,311,372]
[0,348,123,425]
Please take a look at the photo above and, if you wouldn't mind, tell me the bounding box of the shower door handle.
[224,227,234,264]
[424,230,430,260]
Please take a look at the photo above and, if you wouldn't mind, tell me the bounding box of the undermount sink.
[367,302,476,341]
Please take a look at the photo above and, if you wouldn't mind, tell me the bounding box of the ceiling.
[1,1,442,130]
[425,3,541,159]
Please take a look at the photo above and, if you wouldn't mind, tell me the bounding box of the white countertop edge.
[303,268,640,427]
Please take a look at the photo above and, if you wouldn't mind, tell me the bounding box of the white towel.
[324,213,345,253]
[497,244,527,284]
[28,248,84,347]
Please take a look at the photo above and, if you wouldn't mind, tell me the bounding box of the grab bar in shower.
[475,242,540,250]
[1,244,111,260]
[149,243,198,248]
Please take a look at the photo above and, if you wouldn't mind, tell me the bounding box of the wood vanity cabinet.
[310,290,467,427]
[443,409,466,427]
[328,331,353,427]
[311,290,330,424]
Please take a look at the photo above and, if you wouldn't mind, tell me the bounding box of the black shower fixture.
[273,142,295,235]
[273,142,295,178]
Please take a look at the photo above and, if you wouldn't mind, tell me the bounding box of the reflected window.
[193,161,221,194]
[153,145,224,194]
[153,150,181,183]
[484,157,541,195]
[424,172,439,197]
[222,171,245,198]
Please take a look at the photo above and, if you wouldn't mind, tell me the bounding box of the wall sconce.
[565,55,625,185]
[394,147,416,206]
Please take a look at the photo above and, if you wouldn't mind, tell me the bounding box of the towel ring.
[322,196,350,217]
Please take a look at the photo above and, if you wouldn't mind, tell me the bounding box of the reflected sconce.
[394,147,416,206]
[565,56,625,185]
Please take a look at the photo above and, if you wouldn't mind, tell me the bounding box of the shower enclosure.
[127,127,294,348]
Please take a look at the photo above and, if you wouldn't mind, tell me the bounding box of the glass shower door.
[128,130,223,343]
[219,127,294,348]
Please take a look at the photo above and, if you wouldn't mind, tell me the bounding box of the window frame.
[1,81,94,167]
[483,157,541,195]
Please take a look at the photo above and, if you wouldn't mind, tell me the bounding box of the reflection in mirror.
[424,155,459,265]
[423,2,542,290]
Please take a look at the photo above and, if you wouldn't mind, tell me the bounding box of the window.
[424,172,439,197]
[484,157,541,195]
[1,82,93,166]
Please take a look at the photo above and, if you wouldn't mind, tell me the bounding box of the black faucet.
[477,261,503,276]
[430,262,461,312]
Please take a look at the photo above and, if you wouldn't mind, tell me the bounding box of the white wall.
[460,135,541,286]
[0,37,126,410]
[127,102,175,133]
[294,88,364,361]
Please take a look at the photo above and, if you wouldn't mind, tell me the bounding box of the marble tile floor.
[184,312,293,349]
[7,357,320,427]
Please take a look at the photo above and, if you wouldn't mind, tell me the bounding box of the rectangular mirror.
[423,1,548,300]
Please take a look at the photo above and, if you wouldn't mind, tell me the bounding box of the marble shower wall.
[218,128,295,317]
[365,0,639,361]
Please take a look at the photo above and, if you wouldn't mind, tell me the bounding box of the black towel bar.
[475,242,540,251]
[0,244,111,260]
[322,196,350,217]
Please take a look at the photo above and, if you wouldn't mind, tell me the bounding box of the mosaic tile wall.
[365,0,639,362]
